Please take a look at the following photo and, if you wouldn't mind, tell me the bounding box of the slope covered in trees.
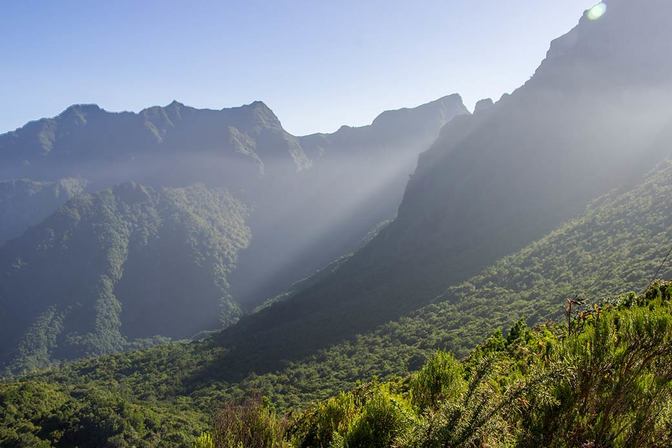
[215,0,672,365]
[0,95,467,367]
[206,281,672,448]
[2,2,672,446]
[0,183,251,374]
[3,281,672,447]
[2,157,671,446]
[209,159,672,400]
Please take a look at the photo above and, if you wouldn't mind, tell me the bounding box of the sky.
[1,0,598,136]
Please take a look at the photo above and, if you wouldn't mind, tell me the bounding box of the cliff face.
[215,0,672,368]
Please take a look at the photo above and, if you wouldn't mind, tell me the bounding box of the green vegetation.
[211,160,672,402]
[0,96,468,367]
[216,0,672,367]
[1,163,671,446]
[205,282,672,448]
[0,183,250,375]
[4,282,672,447]
[0,380,208,447]
[1,164,672,446]
[2,5,671,446]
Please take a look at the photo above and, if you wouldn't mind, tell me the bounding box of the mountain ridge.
[209,0,672,372]
[0,95,468,370]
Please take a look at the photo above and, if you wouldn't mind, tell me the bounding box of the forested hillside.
[2,156,670,446]
[2,2,672,447]
[0,183,250,374]
[0,97,465,367]
[206,0,672,366]
[214,160,672,400]
[203,281,672,448]
[4,281,672,447]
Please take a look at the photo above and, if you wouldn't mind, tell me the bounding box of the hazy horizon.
[1,0,597,136]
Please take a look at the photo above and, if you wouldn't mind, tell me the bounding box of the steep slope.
[12,156,672,441]
[0,178,86,245]
[0,97,466,311]
[232,94,468,303]
[217,0,672,364]
[0,183,250,374]
[208,282,672,448]
[0,159,669,448]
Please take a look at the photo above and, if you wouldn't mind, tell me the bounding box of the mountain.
[0,183,250,374]
[0,96,466,308]
[214,0,672,367]
[2,156,672,446]
[0,96,466,371]
[3,1,672,445]
[0,178,86,245]
[231,94,468,303]
[0,100,308,186]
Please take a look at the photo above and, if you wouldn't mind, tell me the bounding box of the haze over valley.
[2,1,672,447]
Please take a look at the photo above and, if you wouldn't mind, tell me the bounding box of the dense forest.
[3,282,671,447]
[202,281,672,448]
[2,160,671,446]
[0,183,251,374]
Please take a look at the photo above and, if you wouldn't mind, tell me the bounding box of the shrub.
[410,351,466,411]
[212,396,288,448]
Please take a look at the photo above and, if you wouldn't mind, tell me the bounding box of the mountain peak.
[433,93,465,105]
[370,94,468,130]
[533,0,672,88]
[473,98,494,115]
[166,100,184,109]
[248,100,270,109]
[59,103,104,117]
[240,100,283,128]
[244,100,274,116]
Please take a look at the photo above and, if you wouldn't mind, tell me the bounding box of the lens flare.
[586,2,607,21]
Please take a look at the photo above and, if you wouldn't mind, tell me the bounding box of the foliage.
[0,182,251,374]
[4,284,672,447]
[409,351,465,411]
[194,433,215,448]
[204,281,672,448]
[0,380,207,447]
[212,396,289,448]
[2,165,672,445]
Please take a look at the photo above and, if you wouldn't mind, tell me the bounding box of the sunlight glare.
[586,2,607,21]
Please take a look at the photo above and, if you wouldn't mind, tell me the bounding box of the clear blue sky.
[1,0,597,136]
